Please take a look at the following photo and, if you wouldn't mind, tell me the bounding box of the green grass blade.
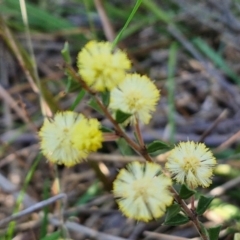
[70,89,86,111]
[40,179,51,238]
[167,42,178,143]
[193,38,240,85]
[112,0,143,47]
[142,0,173,23]
[3,0,74,31]
[6,154,42,240]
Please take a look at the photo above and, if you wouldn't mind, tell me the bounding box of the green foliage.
[101,91,110,107]
[146,140,171,154]
[40,231,61,240]
[117,138,133,155]
[164,213,189,226]
[88,97,103,114]
[207,225,221,240]
[1,0,75,32]
[196,195,214,215]
[75,181,102,206]
[40,180,51,238]
[61,42,72,64]
[193,38,240,85]
[115,110,132,124]
[179,184,196,199]
[70,89,86,111]
[165,203,181,221]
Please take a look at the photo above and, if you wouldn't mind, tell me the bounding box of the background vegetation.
[1,0,240,239]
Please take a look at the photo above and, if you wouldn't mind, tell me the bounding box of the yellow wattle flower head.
[165,141,217,189]
[113,161,173,222]
[109,73,160,125]
[39,111,103,167]
[71,118,103,152]
[77,40,131,92]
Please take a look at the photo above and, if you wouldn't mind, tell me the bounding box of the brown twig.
[171,187,208,240]
[94,0,116,42]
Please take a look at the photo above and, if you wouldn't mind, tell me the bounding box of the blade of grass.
[0,15,59,114]
[112,0,143,48]
[3,0,74,32]
[70,89,86,111]
[167,42,178,143]
[142,0,173,23]
[40,179,51,239]
[6,153,42,240]
[193,38,240,85]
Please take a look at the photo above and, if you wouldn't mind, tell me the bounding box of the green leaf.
[61,42,71,64]
[164,213,189,226]
[117,138,133,155]
[196,195,214,215]
[40,231,61,240]
[101,91,110,107]
[207,225,221,240]
[115,110,132,123]
[146,140,171,153]
[88,97,103,114]
[165,203,181,221]
[234,233,240,240]
[70,89,86,111]
[179,184,196,199]
[100,126,113,133]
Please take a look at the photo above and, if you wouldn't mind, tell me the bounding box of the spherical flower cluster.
[77,41,131,92]
[165,141,216,189]
[109,74,160,125]
[113,161,173,222]
[39,111,103,167]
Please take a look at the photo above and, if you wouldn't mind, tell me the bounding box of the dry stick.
[49,217,127,240]
[0,16,52,117]
[215,129,240,152]
[134,119,145,149]
[144,231,190,240]
[0,193,66,227]
[198,109,228,143]
[0,85,37,132]
[94,0,115,42]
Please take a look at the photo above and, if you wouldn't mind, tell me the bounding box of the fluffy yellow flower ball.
[39,111,103,167]
[166,141,217,188]
[113,161,173,222]
[77,41,131,92]
[109,74,160,125]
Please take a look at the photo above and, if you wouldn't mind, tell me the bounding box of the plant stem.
[171,187,209,240]
[66,65,153,162]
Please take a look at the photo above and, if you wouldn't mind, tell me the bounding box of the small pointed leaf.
[146,140,171,153]
[101,126,113,133]
[179,184,196,199]
[88,97,103,114]
[117,138,133,155]
[70,89,85,110]
[196,195,214,215]
[115,110,132,123]
[61,42,71,64]
[207,225,221,240]
[165,203,181,221]
[101,91,110,107]
[164,213,189,226]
